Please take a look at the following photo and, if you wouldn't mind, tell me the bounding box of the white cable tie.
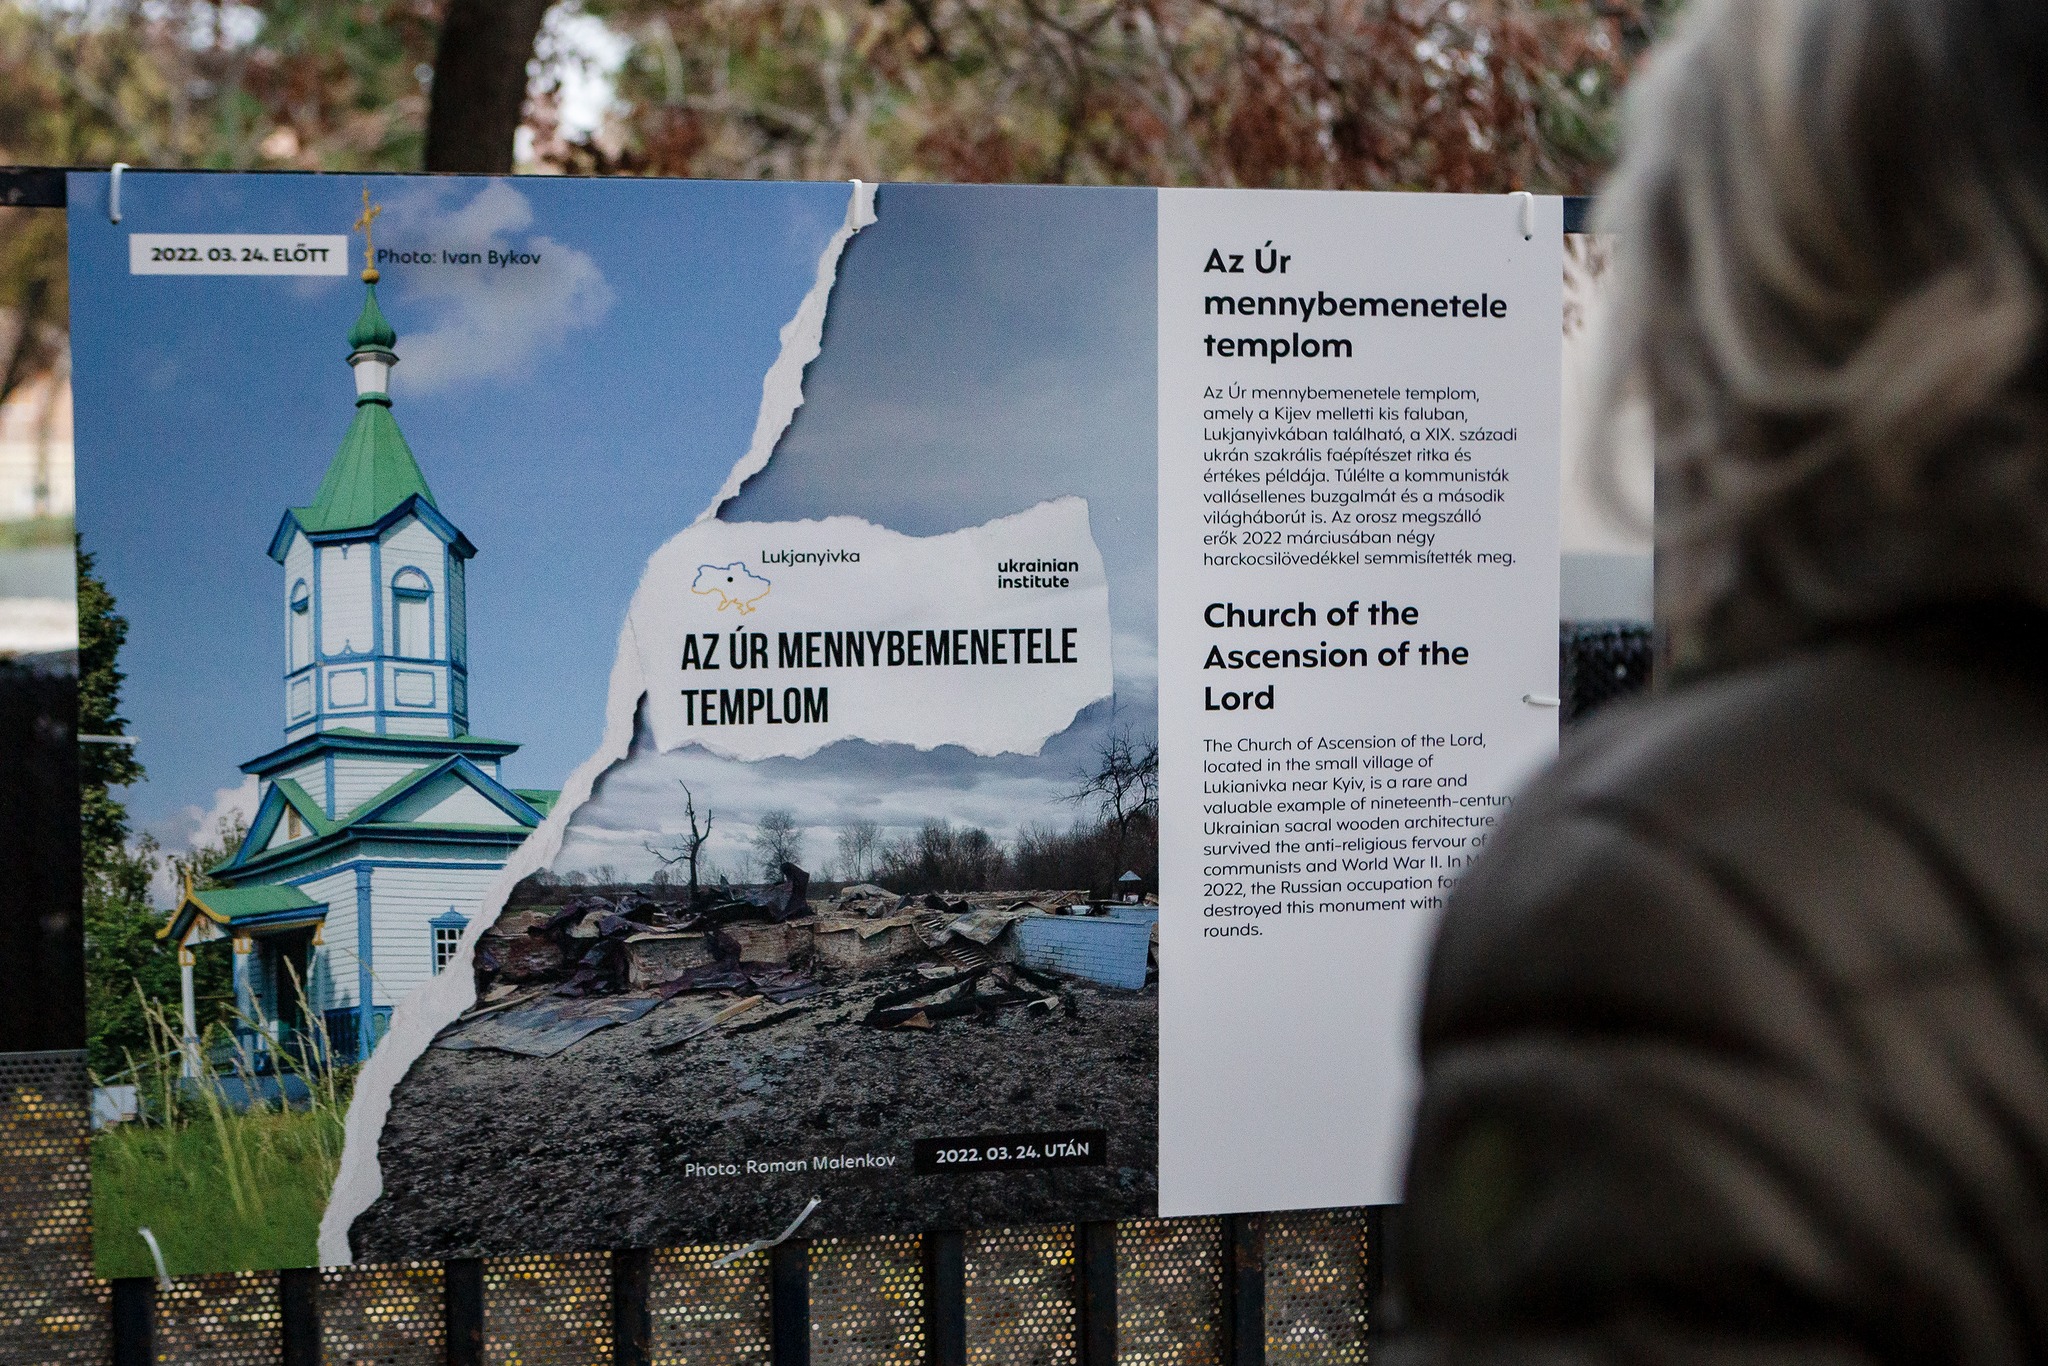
[1522,693,1561,708]
[712,1196,822,1268]
[110,163,128,224]
[137,1226,173,1290]
[1510,190,1534,241]
[79,733,138,746]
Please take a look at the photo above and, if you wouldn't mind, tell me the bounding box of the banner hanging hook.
[1510,190,1534,241]
[109,163,128,224]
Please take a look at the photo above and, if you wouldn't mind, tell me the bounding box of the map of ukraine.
[692,562,773,614]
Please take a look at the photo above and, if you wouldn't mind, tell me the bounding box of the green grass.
[91,1100,345,1278]
[0,514,73,549]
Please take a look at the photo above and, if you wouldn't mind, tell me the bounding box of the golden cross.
[353,182,382,282]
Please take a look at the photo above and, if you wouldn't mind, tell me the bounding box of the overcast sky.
[556,183,1158,878]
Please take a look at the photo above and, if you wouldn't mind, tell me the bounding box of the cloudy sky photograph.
[557,182,1159,879]
[70,173,1158,881]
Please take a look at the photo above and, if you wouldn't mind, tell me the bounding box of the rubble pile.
[445,866,1134,1060]
[472,863,820,1005]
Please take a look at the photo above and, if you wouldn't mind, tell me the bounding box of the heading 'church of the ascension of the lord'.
[159,242,557,1069]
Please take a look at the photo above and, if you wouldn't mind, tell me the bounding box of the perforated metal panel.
[0,1050,105,1363]
[1114,1217,1224,1365]
[154,1271,283,1364]
[964,1224,1076,1366]
[648,1244,770,1365]
[809,1234,924,1366]
[0,1043,1380,1366]
[319,1260,444,1366]
[481,1252,611,1366]
[1264,1209,1368,1364]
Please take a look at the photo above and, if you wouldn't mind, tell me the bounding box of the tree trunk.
[423,0,554,173]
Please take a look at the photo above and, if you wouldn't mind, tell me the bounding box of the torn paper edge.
[627,498,1113,764]
[317,181,877,1266]
[698,180,878,525]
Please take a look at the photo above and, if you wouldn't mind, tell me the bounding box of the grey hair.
[1593,0,2048,671]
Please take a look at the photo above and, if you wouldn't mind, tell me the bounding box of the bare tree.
[836,818,881,883]
[645,782,715,899]
[1070,725,1158,884]
[750,809,805,879]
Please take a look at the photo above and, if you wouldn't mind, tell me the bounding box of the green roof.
[348,282,397,353]
[515,789,563,818]
[190,885,321,921]
[291,396,437,535]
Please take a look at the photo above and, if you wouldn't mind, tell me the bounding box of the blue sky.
[68,170,852,842]
[559,183,1159,878]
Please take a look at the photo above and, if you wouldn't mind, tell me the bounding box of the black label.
[912,1128,1109,1175]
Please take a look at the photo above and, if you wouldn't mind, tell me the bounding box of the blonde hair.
[1595,0,2048,670]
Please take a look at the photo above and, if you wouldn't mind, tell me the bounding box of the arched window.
[391,568,433,658]
[289,580,312,670]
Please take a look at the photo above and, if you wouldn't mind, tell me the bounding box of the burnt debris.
[443,867,1154,1059]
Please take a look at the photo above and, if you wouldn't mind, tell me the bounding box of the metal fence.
[5,553,1647,1363]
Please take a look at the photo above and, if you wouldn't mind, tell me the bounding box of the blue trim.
[310,534,324,729]
[275,495,477,562]
[370,537,384,734]
[429,907,469,975]
[241,727,520,777]
[353,865,374,1063]
[281,858,503,885]
[232,937,255,1026]
[227,825,533,882]
[346,753,545,828]
[227,906,330,931]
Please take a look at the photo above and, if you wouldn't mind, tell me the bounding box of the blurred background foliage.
[0,0,1674,398]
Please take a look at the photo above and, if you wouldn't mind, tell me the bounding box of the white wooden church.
[160,266,556,1067]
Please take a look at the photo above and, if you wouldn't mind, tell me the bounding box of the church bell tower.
[267,211,474,741]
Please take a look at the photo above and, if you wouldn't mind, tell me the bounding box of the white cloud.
[147,774,261,905]
[377,182,614,393]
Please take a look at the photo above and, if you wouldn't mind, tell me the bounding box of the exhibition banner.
[69,171,1559,1277]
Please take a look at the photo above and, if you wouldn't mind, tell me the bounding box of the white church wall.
[296,867,361,1012]
[318,542,375,656]
[381,516,446,638]
[283,531,314,662]
[279,758,328,812]
[364,862,502,1006]
[385,714,453,738]
[383,776,520,827]
[330,755,429,813]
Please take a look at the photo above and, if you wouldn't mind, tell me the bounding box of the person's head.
[1599,0,2048,669]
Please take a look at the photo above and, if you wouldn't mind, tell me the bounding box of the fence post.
[1220,1214,1265,1366]
[444,1257,484,1366]
[1076,1221,1117,1366]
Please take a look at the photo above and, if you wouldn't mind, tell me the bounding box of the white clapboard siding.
[283,531,314,664]
[385,714,452,737]
[317,542,374,657]
[330,756,429,814]
[296,867,361,1011]
[279,758,327,811]
[363,862,502,1005]
[382,515,448,661]
[385,775,519,828]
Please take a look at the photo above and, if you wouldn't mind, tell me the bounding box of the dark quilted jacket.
[1389,616,2048,1364]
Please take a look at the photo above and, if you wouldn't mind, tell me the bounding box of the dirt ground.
[349,977,1158,1259]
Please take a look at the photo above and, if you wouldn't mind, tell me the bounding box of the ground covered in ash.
[351,979,1157,1259]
